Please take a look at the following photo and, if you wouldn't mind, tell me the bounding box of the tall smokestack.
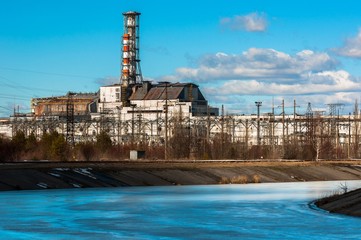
[121,11,142,106]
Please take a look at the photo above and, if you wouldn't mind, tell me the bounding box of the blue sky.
[1,0,361,116]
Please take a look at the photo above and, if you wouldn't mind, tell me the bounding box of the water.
[0,181,361,239]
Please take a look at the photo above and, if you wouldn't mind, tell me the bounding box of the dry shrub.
[219,175,249,184]
[232,175,248,184]
[253,174,261,183]
[77,142,98,161]
[145,144,164,160]
[219,176,231,184]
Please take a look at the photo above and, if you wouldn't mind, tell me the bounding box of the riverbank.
[1,160,361,191]
[315,186,361,217]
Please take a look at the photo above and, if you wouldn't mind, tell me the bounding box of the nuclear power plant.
[0,11,218,144]
[0,11,360,159]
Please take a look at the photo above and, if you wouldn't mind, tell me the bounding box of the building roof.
[32,92,98,101]
[129,82,205,102]
[145,86,183,100]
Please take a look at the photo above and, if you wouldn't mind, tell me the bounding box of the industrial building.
[98,81,218,116]
[31,93,98,117]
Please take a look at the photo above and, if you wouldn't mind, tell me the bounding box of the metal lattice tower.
[306,102,313,118]
[327,103,344,117]
[305,102,314,142]
[327,103,344,146]
[66,92,75,146]
[121,11,143,106]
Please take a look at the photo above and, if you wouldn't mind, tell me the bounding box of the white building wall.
[99,85,121,113]
[99,85,120,103]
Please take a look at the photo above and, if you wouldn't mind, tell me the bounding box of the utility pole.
[207,106,210,143]
[232,117,235,143]
[354,100,359,158]
[164,82,169,160]
[282,99,285,146]
[131,104,136,146]
[138,111,142,141]
[245,119,249,151]
[348,113,351,159]
[294,99,297,144]
[271,98,275,153]
[116,106,122,144]
[255,102,262,146]
[306,102,313,144]
[221,105,224,158]
[66,92,75,146]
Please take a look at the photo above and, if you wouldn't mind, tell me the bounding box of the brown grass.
[253,174,261,183]
[219,174,262,184]
[219,175,248,184]
[232,175,248,184]
[219,176,230,184]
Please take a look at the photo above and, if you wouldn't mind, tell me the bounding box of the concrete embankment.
[315,187,361,217]
[1,160,361,191]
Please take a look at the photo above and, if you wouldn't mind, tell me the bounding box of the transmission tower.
[327,103,344,148]
[327,103,344,117]
[66,92,75,146]
[305,102,314,142]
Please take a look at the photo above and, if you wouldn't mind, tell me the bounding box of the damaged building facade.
[31,93,98,117]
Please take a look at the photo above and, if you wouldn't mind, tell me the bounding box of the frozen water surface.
[0,181,361,239]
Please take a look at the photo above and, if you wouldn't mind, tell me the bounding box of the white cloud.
[204,70,359,96]
[160,47,361,114]
[205,71,361,115]
[334,28,361,58]
[170,48,338,82]
[220,12,268,32]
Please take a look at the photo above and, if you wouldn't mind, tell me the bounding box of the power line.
[0,90,43,101]
[0,66,97,79]
[0,75,66,94]
[0,96,30,101]
[0,106,12,111]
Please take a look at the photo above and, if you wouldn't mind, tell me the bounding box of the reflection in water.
[0,181,361,239]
